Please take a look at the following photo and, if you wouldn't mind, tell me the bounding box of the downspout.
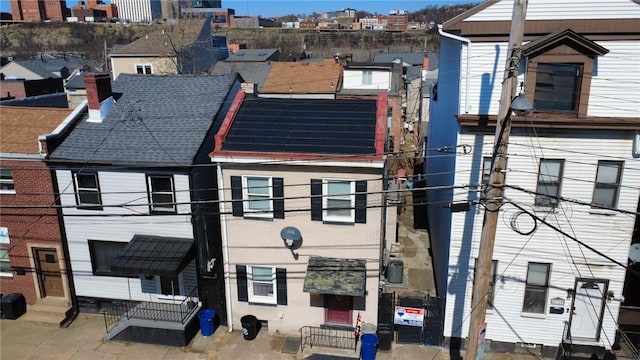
[437,24,472,114]
[216,163,233,332]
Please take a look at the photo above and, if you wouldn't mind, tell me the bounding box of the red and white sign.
[394,306,424,327]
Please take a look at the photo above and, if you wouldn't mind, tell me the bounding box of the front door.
[325,295,353,325]
[570,279,606,340]
[35,249,64,298]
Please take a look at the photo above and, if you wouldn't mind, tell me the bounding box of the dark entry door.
[35,248,64,297]
[325,295,353,325]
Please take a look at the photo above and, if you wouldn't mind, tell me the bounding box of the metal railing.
[103,287,199,334]
[300,326,358,352]
[558,320,573,359]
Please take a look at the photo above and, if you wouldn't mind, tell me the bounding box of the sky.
[0,0,477,18]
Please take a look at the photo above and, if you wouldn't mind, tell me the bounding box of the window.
[244,176,272,217]
[147,175,176,213]
[311,179,367,224]
[88,240,134,277]
[472,259,498,309]
[0,248,11,276]
[535,159,564,207]
[592,161,623,209]
[479,157,492,200]
[236,265,287,305]
[324,179,355,222]
[362,70,373,85]
[230,176,284,219]
[0,169,15,193]
[533,63,582,113]
[135,64,152,74]
[72,171,102,209]
[522,262,550,314]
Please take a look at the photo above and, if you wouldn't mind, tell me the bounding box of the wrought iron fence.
[300,326,358,352]
[103,287,199,334]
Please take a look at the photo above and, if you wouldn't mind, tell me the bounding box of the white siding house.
[426,0,640,356]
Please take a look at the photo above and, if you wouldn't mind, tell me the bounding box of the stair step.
[19,311,66,327]
[28,303,70,315]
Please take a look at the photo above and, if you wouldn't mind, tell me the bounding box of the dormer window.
[533,63,583,113]
[522,29,608,118]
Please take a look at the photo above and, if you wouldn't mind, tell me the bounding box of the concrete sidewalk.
[0,314,450,360]
[0,314,540,360]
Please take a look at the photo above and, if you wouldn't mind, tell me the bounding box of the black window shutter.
[231,176,243,217]
[276,268,287,305]
[311,179,323,221]
[355,180,367,224]
[273,177,285,219]
[236,265,248,302]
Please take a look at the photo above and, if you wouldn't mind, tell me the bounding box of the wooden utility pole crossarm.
[465,1,529,359]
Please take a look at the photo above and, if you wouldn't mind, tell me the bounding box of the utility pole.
[466,1,528,359]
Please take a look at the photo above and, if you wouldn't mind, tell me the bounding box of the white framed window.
[535,159,564,207]
[362,70,373,85]
[323,179,355,223]
[522,262,550,314]
[0,168,15,194]
[0,248,12,277]
[72,171,102,209]
[243,176,273,218]
[592,160,623,209]
[247,265,276,304]
[135,63,153,74]
[147,175,176,213]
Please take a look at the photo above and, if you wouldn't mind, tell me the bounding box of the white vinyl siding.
[55,170,193,301]
[342,69,391,90]
[465,0,639,21]
[445,131,638,346]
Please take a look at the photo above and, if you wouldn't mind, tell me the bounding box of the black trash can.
[240,315,258,340]
[377,323,394,350]
[1,293,27,320]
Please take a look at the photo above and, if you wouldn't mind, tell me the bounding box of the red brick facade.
[10,0,68,22]
[0,159,67,304]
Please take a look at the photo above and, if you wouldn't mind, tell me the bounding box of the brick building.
[10,0,69,21]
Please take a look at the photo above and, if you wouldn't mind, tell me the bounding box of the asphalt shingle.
[49,73,239,165]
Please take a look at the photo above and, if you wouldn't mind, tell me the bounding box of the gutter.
[216,163,234,332]
[437,25,472,114]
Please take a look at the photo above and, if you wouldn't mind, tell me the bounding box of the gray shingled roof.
[8,57,92,79]
[49,73,238,166]
[373,52,425,66]
[225,49,279,62]
[211,62,272,91]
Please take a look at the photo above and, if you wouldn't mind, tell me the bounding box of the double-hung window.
[0,248,11,276]
[135,64,152,74]
[243,176,272,217]
[0,169,15,193]
[324,179,355,223]
[235,265,288,305]
[147,175,176,213]
[535,159,564,207]
[230,175,284,219]
[592,161,623,209]
[72,171,102,209]
[522,262,550,314]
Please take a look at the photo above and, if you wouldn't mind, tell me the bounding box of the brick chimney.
[84,73,114,123]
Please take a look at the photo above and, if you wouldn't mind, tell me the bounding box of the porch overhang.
[111,235,195,277]
[303,257,366,297]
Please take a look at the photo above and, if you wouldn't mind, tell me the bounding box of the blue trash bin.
[360,333,378,360]
[198,309,215,337]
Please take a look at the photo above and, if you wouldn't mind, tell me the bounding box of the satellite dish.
[280,226,302,260]
[629,243,640,264]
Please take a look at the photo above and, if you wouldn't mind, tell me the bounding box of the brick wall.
[0,159,65,304]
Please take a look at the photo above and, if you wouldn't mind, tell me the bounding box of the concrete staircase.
[20,298,72,327]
